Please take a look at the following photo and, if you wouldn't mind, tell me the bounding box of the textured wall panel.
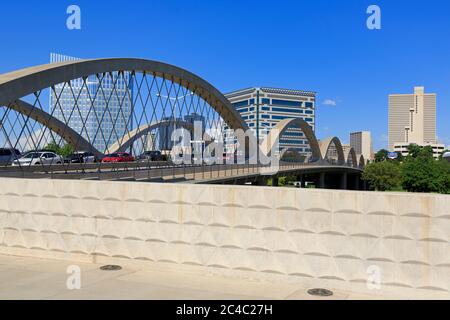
[0,178,449,294]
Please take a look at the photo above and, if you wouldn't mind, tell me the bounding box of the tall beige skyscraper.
[388,87,437,151]
[350,131,373,161]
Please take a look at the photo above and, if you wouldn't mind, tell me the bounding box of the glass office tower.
[224,87,316,158]
[49,53,133,153]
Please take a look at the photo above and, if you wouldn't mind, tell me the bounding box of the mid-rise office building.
[158,114,206,151]
[342,144,352,156]
[388,86,443,158]
[49,53,133,153]
[224,87,316,157]
[350,131,373,161]
[393,143,445,159]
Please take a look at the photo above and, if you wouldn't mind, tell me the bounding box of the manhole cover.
[100,265,122,271]
[307,288,334,297]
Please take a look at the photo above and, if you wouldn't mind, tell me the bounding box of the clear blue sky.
[1,0,449,150]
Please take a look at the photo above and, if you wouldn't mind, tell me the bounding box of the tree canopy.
[402,147,450,194]
[362,161,402,191]
[374,149,389,162]
[365,145,450,194]
[44,141,75,158]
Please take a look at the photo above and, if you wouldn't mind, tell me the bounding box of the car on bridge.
[102,153,135,163]
[12,151,63,166]
[138,151,167,162]
[0,148,21,166]
[65,151,97,164]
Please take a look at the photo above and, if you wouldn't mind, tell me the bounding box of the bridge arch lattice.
[0,58,249,162]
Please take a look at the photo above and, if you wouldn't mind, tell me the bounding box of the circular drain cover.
[100,265,122,271]
[307,288,334,297]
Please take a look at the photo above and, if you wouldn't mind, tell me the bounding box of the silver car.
[12,151,64,166]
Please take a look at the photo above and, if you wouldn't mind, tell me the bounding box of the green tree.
[436,160,450,194]
[402,148,450,194]
[374,149,389,162]
[44,141,61,154]
[362,161,403,191]
[406,144,430,159]
[43,141,75,157]
[59,144,75,158]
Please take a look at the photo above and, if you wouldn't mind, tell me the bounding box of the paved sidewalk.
[0,254,447,300]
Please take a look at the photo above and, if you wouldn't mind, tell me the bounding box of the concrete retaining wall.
[0,178,449,294]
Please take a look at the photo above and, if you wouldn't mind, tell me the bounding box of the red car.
[102,153,135,163]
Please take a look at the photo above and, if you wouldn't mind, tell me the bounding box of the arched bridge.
[0,58,366,188]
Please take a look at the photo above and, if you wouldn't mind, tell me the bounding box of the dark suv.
[0,148,21,165]
[138,151,167,162]
[66,152,97,164]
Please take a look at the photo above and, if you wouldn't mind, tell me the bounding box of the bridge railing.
[0,159,318,182]
[0,158,365,185]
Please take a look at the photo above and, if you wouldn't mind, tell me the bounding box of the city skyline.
[0,1,449,151]
[0,1,448,302]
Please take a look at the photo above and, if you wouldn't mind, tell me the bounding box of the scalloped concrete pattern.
[0,178,449,298]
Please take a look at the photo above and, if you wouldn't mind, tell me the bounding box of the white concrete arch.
[0,58,250,156]
[109,119,213,154]
[319,137,346,165]
[346,148,358,168]
[0,59,248,132]
[260,118,322,161]
[359,154,366,169]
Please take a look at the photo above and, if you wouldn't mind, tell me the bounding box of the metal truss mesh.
[0,70,227,178]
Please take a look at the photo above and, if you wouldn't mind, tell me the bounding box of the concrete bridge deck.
[0,162,364,189]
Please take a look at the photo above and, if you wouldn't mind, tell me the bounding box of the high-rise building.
[224,87,316,157]
[49,53,133,153]
[158,117,183,151]
[184,113,206,133]
[388,86,435,148]
[350,131,373,161]
[388,86,444,158]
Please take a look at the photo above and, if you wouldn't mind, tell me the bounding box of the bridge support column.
[255,176,267,186]
[319,172,326,189]
[340,172,348,190]
[300,175,306,188]
[272,177,279,187]
[354,175,361,190]
[362,179,368,191]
